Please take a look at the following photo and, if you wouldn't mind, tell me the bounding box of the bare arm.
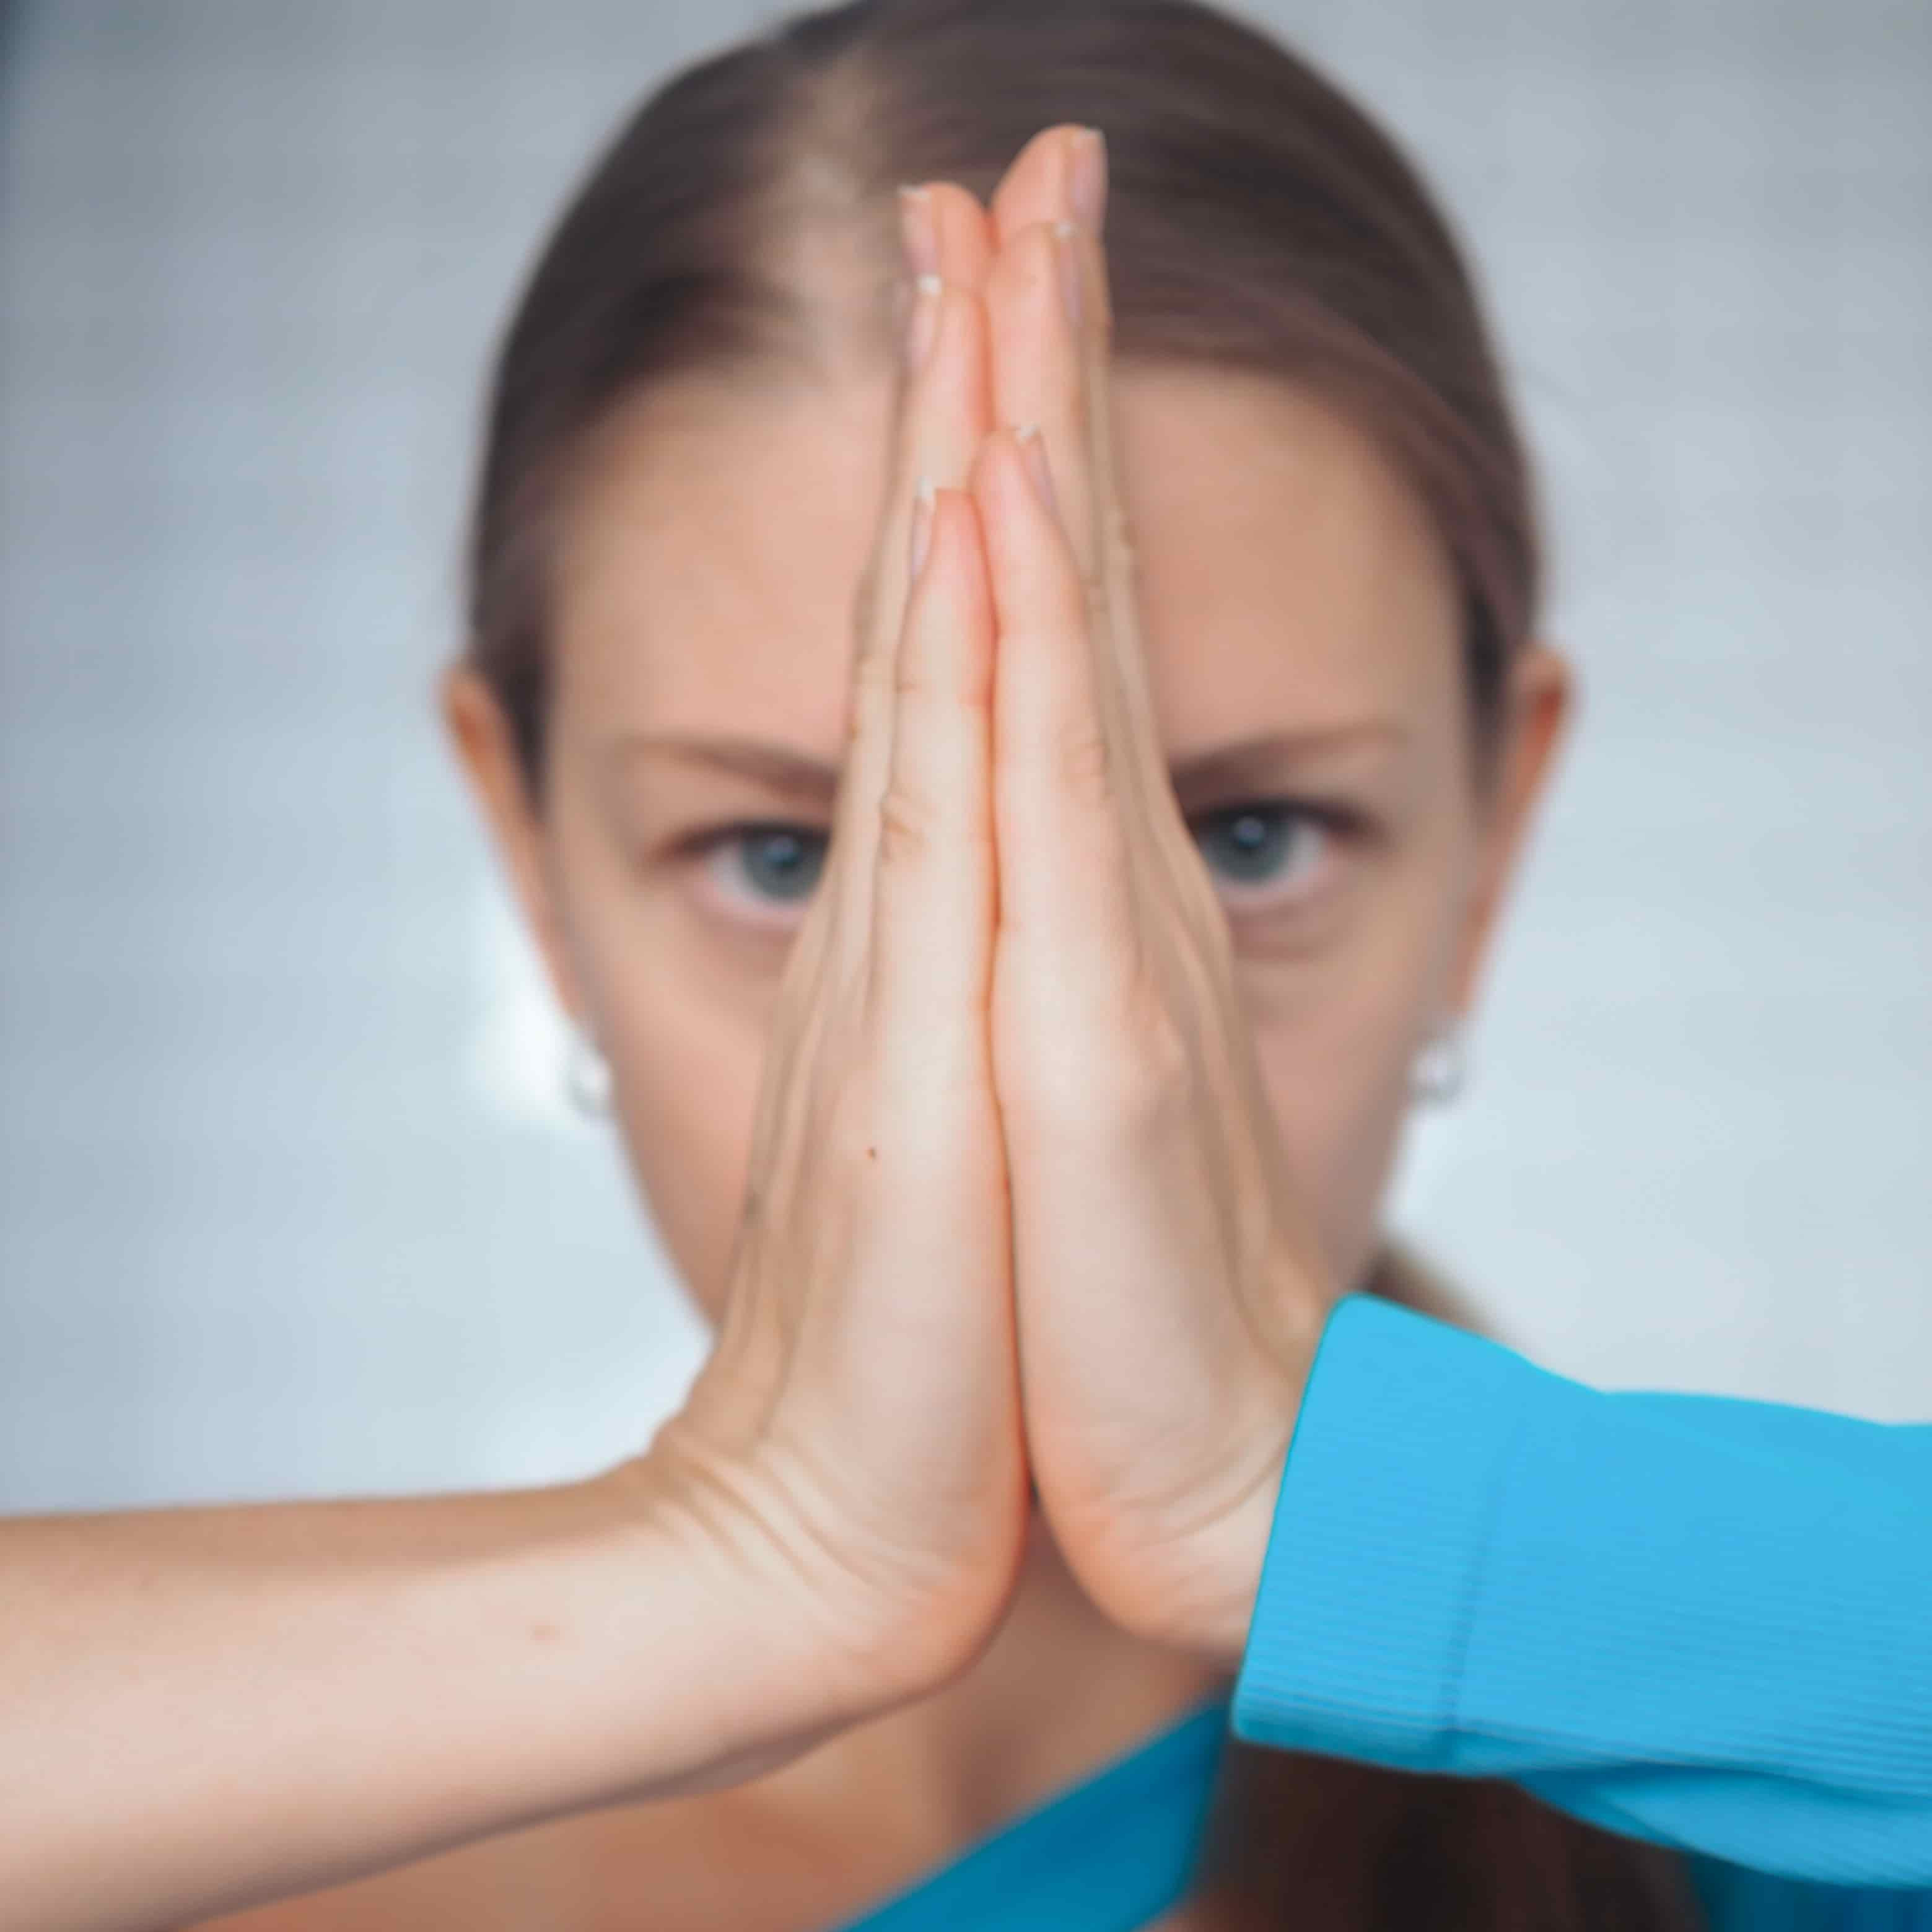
[0,1461,860,1932]
[2,180,1024,1932]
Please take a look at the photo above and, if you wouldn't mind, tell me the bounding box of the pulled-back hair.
[460,4,1703,1925]
[466,0,1540,805]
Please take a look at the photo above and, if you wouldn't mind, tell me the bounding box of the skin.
[195,126,1570,1928]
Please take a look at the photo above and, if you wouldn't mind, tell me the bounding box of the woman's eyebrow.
[610,734,841,807]
[612,720,1404,811]
[1169,723,1405,807]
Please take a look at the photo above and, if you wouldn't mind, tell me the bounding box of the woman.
[6,4,1928,1929]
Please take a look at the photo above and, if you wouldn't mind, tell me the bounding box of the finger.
[1054,212,1172,827]
[920,180,999,292]
[983,220,1103,600]
[973,426,1145,1013]
[865,486,999,1076]
[863,184,995,662]
[986,124,1111,593]
[983,216,1171,837]
[986,200,1171,848]
[987,124,1105,250]
[751,188,996,1259]
[831,270,992,985]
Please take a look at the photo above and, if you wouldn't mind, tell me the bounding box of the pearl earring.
[1409,1016,1467,1106]
[564,1021,614,1117]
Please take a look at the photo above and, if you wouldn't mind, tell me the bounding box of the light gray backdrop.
[2,1,1927,1510]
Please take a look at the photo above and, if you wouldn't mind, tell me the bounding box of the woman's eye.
[684,804,1346,933]
[691,823,828,929]
[1189,800,1345,912]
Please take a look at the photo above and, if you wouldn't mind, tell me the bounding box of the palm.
[927,131,1326,1659]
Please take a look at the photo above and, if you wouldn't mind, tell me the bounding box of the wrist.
[583,1453,864,1774]
[1113,1325,1315,1668]
[596,1434,946,1762]
[1200,1443,1292,1669]
[1134,1432,1291,1670]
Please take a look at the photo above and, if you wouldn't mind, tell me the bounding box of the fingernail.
[909,476,937,581]
[905,271,942,374]
[896,183,939,278]
[1069,128,1108,237]
[1014,423,1059,519]
[1054,219,1082,332]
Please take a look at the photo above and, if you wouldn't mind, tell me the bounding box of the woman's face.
[448,359,1569,1323]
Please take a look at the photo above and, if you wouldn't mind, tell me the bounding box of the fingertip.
[963,434,1002,551]
[981,217,1059,328]
[924,279,994,427]
[1012,422,1060,522]
[948,482,997,611]
[970,426,1050,546]
[916,483,994,616]
[966,427,1000,505]
[910,473,938,584]
[924,181,997,291]
[989,123,1088,247]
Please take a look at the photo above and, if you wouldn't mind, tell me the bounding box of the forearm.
[1232,1292,1932,1887]
[0,1462,845,1931]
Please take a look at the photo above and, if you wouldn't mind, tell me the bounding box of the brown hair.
[460,3,1703,1925]
[465,0,1539,806]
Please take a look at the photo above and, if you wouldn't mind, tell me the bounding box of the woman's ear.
[1447,640,1576,1015]
[439,662,590,1026]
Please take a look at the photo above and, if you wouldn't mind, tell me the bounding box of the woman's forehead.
[548,362,1463,756]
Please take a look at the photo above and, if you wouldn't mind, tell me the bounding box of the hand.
[969,127,1342,1663]
[642,194,1028,1724]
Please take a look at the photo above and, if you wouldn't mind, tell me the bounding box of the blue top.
[833,1291,1932,1930]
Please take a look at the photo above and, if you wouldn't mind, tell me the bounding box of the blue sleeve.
[1228,1291,1932,1906]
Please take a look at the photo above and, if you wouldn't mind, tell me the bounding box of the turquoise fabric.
[827,1689,1932,1930]
[827,1694,1231,1931]
[1232,1294,1932,1891]
[833,1290,1932,1930]
[1234,1292,1932,1924]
